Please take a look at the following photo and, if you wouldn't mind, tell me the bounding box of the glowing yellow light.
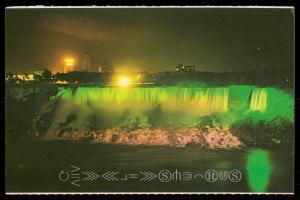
[17,75,26,80]
[27,74,34,80]
[64,58,74,66]
[118,76,130,87]
[65,58,74,63]
[64,57,75,73]
[56,80,68,84]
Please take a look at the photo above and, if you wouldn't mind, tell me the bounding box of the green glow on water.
[246,149,273,192]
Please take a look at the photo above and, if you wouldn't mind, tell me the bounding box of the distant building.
[63,65,74,73]
[176,64,196,72]
[32,70,47,81]
[33,70,44,76]
[98,65,105,73]
[63,58,75,73]
[176,64,184,71]
[98,63,114,73]
[136,71,149,81]
[81,54,92,72]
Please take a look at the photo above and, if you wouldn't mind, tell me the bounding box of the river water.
[6,141,293,193]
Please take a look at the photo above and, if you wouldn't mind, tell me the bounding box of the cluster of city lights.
[55,80,68,84]
[7,56,152,87]
[12,74,34,81]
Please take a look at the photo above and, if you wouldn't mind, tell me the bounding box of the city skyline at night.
[5,7,294,73]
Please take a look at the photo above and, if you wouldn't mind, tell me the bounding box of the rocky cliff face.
[45,127,243,149]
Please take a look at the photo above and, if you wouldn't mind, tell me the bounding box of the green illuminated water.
[246,149,273,192]
[6,142,293,193]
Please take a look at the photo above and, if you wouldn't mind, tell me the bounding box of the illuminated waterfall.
[46,86,293,133]
[57,87,229,115]
[250,88,268,112]
[53,86,293,123]
[205,87,229,112]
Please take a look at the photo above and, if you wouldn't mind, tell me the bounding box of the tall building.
[81,54,92,72]
[98,65,105,73]
[63,58,75,73]
[98,63,114,73]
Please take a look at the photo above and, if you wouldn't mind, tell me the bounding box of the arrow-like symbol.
[101,171,119,181]
[71,179,80,187]
[140,172,157,181]
[82,171,100,181]
[71,165,81,173]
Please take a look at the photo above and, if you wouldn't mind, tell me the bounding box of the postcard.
[5,6,295,194]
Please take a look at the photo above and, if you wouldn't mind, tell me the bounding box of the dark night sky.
[5,7,294,73]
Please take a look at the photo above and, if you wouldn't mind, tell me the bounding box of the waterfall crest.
[54,86,294,121]
[57,87,229,115]
[43,86,294,134]
[250,88,268,112]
